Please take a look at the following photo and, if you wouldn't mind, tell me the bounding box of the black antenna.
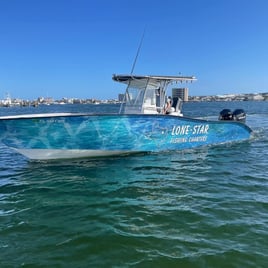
[130,28,146,74]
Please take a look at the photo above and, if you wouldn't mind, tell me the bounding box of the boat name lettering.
[171,124,209,136]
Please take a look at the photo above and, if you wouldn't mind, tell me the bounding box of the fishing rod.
[119,28,146,114]
[130,28,146,74]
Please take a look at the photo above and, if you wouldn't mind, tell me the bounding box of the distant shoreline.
[0,92,267,107]
[189,92,268,102]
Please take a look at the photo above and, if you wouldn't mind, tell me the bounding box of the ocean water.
[0,101,267,267]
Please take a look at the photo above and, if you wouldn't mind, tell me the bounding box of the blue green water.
[0,102,268,267]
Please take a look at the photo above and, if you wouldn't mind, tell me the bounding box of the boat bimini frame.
[113,74,197,116]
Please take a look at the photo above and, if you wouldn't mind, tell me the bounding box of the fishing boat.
[0,74,252,160]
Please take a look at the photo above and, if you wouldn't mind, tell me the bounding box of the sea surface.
[0,101,267,267]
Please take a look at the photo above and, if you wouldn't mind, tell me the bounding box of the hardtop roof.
[113,74,197,86]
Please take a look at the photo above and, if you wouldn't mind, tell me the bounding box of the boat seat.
[172,97,183,112]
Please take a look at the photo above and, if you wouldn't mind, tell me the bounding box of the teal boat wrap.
[0,114,252,152]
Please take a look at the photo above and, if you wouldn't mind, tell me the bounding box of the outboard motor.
[233,109,246,123]
[219,109,233,120]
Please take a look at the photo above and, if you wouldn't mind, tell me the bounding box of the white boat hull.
[14,148,135,160]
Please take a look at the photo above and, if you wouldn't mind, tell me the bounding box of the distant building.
[38,96,54,104]
[172,88,189,101]
[252,94,264,101]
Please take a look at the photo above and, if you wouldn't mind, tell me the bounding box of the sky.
[1,0,268,100]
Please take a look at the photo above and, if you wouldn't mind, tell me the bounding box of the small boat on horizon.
[0,74,252,160]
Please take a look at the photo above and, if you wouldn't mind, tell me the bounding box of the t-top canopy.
[113,74,197,89]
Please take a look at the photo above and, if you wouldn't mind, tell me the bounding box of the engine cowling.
[219,109,233,120]
[233,109,246,122]
[219,108,246,123]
